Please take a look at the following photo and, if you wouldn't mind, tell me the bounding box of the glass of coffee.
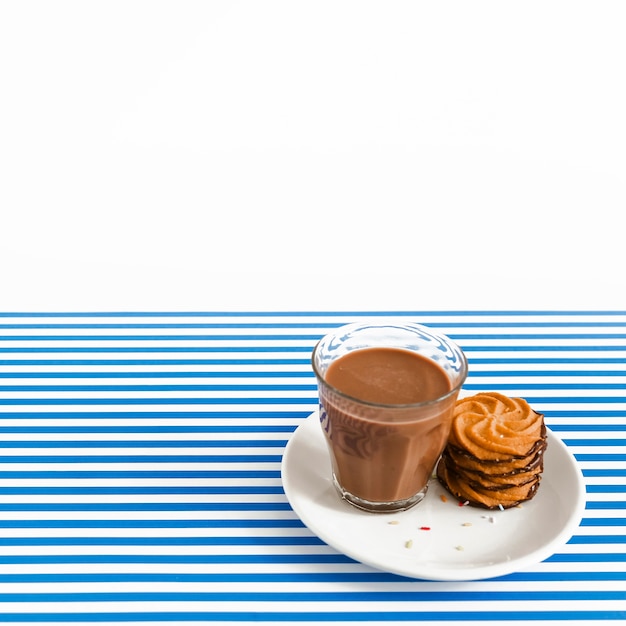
[312,322,468,513]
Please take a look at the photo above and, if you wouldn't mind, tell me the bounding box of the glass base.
[332,474,428,513]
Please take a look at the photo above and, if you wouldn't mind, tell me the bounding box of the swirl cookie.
[436,392,547,509]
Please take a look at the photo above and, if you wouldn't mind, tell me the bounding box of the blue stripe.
[1,310,625,316]
[0,610,621,622]
[582,517,626,526]
[0,573,399,583]
[462,345,626,351]
[0,371,312,378]
[0,412,308,422]
[502,570,626,581]
[0,382,622,392]
[469,369,626,376]
[0,358,311,365]
[0,356,623,365]
[455,333,626,339]
[0,536,317,545]
[448,321,626,328]
[586,500,626,511]
[0,520,303,528]
[0,398,317,405]
[0,454,283,463]
[584,469,626,477]
[0,502,293,511]
[5,382,626,392]
[0,554,342,564]
[3,320,626,329]
[0,571,623,583]
[465,383,626,390]
[5,344,624,354]
[24,452,626,465]
[4,367,624,377]
[0,486,285,495]
[0,440,288,448]
[0,384,317,391]
[0,573,386,584]
[0,548,626,564]
[1,549,624,564]
[0,346,312,353]
[0,410,618,426]
[0,407,618,419]
[563,438,626,448]
[3,332,626,341]
[0,425,298,432]
[0,323,336,330]
[576,454,626,461]
[545,411,626,417]
[1,570,625,583]
[552,424,626,432]
[0,334,322,341]
[15,396,626,405]
[0,590,622,603]
[0,470,282,478]
[526,396,626,403]
[547,553,626,562]
[469,357,626,364]
[587,485,626,492]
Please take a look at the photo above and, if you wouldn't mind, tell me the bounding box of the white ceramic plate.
[281,411,586,581]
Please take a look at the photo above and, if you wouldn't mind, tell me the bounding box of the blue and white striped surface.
[0,311,624,624]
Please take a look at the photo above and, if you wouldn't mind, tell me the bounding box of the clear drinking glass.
[312,322,468,513]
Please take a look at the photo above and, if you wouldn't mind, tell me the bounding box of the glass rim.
[311,323,469,411]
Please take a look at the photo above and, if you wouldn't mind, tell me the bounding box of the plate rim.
[281,410,586,582]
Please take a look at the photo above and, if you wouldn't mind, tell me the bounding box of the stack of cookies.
[437,392,547,509]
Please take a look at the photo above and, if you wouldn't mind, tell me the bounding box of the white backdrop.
[1,1,624,310]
